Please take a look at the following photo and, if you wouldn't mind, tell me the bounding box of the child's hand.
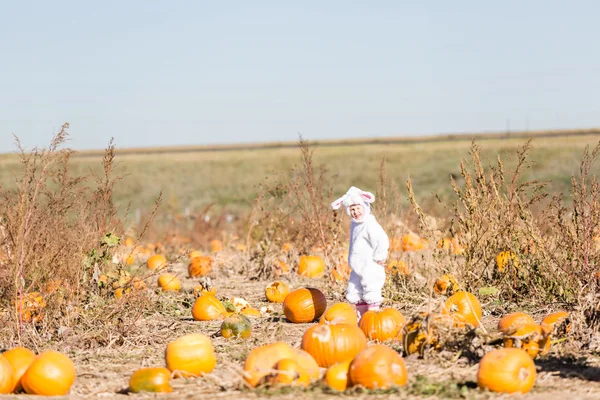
[375,260,386,266]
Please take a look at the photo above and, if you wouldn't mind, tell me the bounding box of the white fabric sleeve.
[369,220,390,262]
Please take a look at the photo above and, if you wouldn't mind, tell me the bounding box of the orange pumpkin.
[497,312,535,334]
[433,274,459,296]
[359,308,406,342]
[243,342,319,388]
[301,324,367,368]
[385,260,409,276]
[189,250,203,259]
[503,323,549,359]
[221,314,252,339]
[541,311,571,337]
[477,348,536,394]
[283,287,327,323]
[402,233,427,252]
[442,291,482,328]
[147,254,167,270]
[268,358,310,387]
[402,312,453,356]
[0,355,14,394]
[2,347,35,393]
[14,292,46,324]
[319,302,358,325]
[165,333,217,378]
[298,255,326,278]
[129,367,172,393]
[21,350,76,396]
[157,273,181,291]
[210,239,223,253]
[265,281,291,303]
[348,345,407,389]
[325,360,351,392]
[188,256,214,278]
[191,294,227,321]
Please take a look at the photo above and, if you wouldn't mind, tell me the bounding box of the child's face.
[349,204,364,221]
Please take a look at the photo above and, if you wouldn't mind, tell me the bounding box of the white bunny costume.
[331,187,390,313]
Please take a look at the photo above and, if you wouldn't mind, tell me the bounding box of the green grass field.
[1,132,599,217]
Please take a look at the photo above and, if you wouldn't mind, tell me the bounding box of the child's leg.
[361,264,386,310]
[346,271,369,320]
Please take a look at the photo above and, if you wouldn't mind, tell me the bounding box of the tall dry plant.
[0,123,132,341]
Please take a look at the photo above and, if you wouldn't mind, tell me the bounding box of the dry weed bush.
[0,123,162,347]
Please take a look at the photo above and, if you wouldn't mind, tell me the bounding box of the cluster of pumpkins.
[0,347,76,396]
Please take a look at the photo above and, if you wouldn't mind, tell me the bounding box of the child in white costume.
[331,186,390,319]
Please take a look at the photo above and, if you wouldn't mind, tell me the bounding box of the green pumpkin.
[220,313,252,339]
[129,367,173,393]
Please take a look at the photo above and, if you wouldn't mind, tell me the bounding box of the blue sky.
[1,1,599,152]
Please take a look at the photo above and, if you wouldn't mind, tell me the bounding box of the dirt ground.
[33,261,600,399]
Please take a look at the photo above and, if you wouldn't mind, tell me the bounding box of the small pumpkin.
[402,312,453,356]
[21,350,76,396]
[283,287,327,323]
[402,233,427,252]
[243,342,319,388]
[191,294,227,321]
[188,256,214,278]
[0,355,14,394]
[325,360,351,392]
[540,311,571,337]
[165,333,217,378]
[359,308,406,342]
[157,273,181,291]
[265,281,291,303]
[298,255,326,278]
[442,291,482,328]
[497,312,535,334]
[301,324,367,368]
[319,302,358,325]
[221,314,252,339]
[348,345,407,389]
[477,348,536,394]
[129,367,172,393]
[147,254,167,270]
[14,292,46,324]
[385,259,409,276]
[433,274,459,296]
[268,358,310,387]
[503,323,549,359]
[2,347,35,393]
[210,239,223,253]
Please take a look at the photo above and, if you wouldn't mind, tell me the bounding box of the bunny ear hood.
[331,186,376,219]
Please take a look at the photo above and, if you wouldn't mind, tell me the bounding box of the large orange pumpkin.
[129,367,172,393]
[497,312,535,334]
[147,254,167,270]
[165,333,216,378]
[283,287,327,323]
[0,355,14,394]
[2,347,35,393]
[265,281,291,303]
[325,360,351,392]
[348,345,407,389]
[477,348,536,394]
[157,273,181,291]
[192,294,227,321]
[442,291,482,328]
[319,302,358,325]
[21,350,76,396]
[301,324,367,368]
[243,342,319,387]
[188,256,214,278]
[359,308,406,342]
[298,255,326,278]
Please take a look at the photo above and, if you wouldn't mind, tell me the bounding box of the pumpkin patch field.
[1,127,600,398]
